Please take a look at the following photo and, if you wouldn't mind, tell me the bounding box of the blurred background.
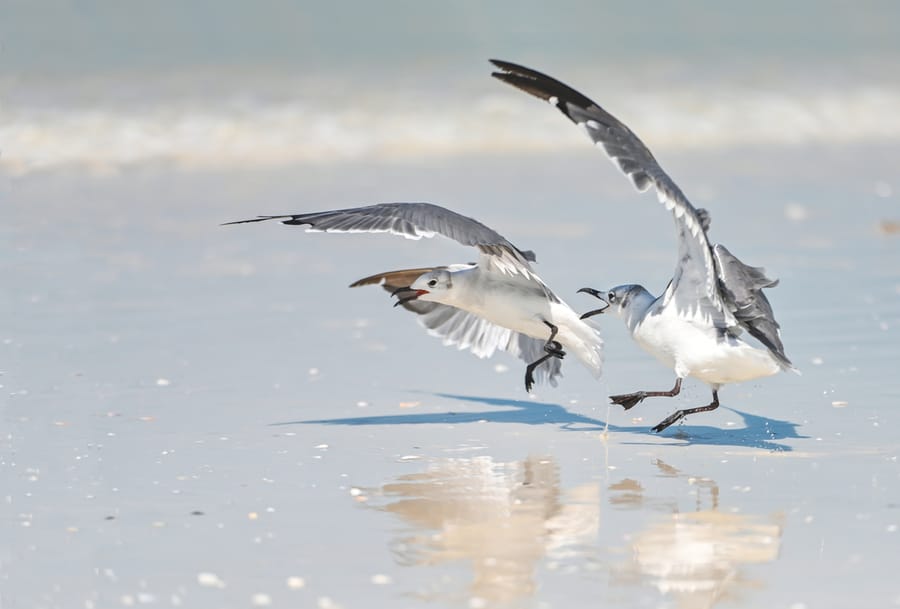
[3,0,900,174]
[3,3,899,609]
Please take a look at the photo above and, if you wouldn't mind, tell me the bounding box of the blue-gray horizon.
[3,69,900,175]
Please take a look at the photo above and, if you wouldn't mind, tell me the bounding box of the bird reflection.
[374,455,599,605]
[611,460,783,608]
[367,456,782,607]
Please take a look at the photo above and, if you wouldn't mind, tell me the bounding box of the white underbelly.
[467,289,552,340]
[633,312,779,385]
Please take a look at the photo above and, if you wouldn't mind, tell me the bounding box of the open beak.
[577,287,609,319]
[391,287,429,307]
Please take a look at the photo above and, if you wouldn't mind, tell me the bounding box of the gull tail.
[561,313,604,379]
[712,244,795,372]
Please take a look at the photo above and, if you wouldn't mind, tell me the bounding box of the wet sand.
[3,147,900,608]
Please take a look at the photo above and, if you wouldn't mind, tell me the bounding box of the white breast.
[632,307,780,386]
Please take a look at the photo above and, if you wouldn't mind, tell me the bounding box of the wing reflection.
[613,460,783,608]
[375,455,599,605]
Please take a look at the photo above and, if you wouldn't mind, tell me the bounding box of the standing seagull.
[491,60,796,432]
[225,202,603,392]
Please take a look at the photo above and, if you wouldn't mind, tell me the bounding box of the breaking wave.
[3,76,900,175]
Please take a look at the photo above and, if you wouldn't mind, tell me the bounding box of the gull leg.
[524,322,567,393]
[651,389,720,433]
[610,378,682,410]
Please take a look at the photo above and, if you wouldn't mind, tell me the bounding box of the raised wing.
[490,60,733,324]
[224,202,537,278]
[351,268,563,385]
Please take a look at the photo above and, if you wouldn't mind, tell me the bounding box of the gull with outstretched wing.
[492,60,795,432]
[225,202,603,391]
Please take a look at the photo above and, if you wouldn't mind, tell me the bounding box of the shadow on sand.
[275,393,807,451]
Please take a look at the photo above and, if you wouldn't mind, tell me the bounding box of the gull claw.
[651,411,685,433]
[609,392,646,410]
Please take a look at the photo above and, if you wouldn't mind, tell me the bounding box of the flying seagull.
[224,202,603,392]
[491,59,795,432]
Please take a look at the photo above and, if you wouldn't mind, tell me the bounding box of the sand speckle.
[197,572,226,588]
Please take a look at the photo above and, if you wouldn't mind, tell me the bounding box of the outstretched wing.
[351,268,563,386]
[491,60,733,325]
[225,201,537,279]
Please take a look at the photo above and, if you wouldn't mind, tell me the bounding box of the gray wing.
[351,268,562,385]
[491,60,733,324]
[415,304,562,386]
[224,201,537,279]
[713,245,793,369]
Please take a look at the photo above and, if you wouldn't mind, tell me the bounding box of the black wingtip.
[489,59,532,75]
[489,59,537,87]
[489,60,600,113]
[489,59,553,85]
[221,215,296,226]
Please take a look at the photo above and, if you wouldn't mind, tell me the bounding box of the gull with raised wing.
[491,60,795,432]
[225,202,603,392]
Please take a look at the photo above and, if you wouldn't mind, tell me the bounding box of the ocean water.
[3,1,900,174]
[3,3,900,609]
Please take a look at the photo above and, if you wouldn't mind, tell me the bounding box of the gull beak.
[577,287,609,319]
[392,287,429,307]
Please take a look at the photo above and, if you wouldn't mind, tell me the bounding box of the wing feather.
[225,202,536,279]
[491,60,732,324]
[713,245,793,369]
[350,267,563,386]
[416,304,562,386]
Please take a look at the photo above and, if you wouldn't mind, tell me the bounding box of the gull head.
[578,284,644,319]
[399,269,453,304]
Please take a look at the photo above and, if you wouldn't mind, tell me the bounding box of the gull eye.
[608,292,616,303]
[427,279,438,288]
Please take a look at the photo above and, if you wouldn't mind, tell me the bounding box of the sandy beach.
[3,3,900,608]
[5,144,900,608]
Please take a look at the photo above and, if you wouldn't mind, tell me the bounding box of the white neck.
[619,286,657,332]
[431,266,478,308]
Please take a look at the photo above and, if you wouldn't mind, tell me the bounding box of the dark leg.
[652,389,720,433]
[610,378,682,410]
[524,322,566,392]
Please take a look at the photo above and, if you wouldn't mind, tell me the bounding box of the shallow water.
[4,143,900,608]
[3,4,900,606]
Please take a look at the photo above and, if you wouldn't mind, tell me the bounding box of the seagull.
[491,60,796,433]
[224,202,603,392]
